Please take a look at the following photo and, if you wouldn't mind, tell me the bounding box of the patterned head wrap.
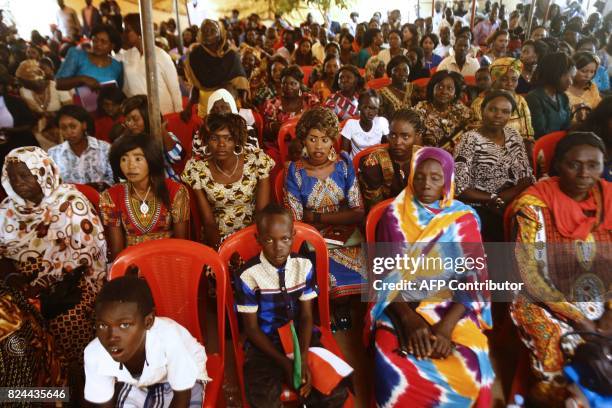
[407,146,456,208]
[15,60,45,82]
[489,57,523,83]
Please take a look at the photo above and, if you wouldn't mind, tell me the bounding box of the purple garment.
[473,19,500,46]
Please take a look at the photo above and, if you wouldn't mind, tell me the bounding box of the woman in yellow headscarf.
[183,19,249,119]
[471,57,535,159]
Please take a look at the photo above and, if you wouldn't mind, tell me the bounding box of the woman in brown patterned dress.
[182,113,274,248]
[0,146,106,399]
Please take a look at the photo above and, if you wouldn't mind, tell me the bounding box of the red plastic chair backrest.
[109,239,227,358]
[252,109,264,147]
[367,76,391,89]
[533,130,567,178]
[464,75,476,86]
[430,66,437,75]
[352,143,388,174]
[366,198,393,243]
[412,77,431,88]
[277,116,300,163]
[301,65,314,85]
[274,167,285,203]
[73,183,100,209]
[218,223,330,408]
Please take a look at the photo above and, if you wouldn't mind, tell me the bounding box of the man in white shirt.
[437,35,480,76]
[348,12,359,36]
[56,0,81,40]
[432,1,445,33]
[118,13,182,115]
[434,26,453,58]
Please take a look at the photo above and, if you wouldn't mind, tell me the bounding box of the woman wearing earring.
[182,113,273,248]
[283,107,366,331]
[99,132,190,261]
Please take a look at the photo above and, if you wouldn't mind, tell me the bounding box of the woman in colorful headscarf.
[368,147,493,408]
[0,146,106,394]
[183,19,248,119]
[471,57,535,159]
[505,132,611,407]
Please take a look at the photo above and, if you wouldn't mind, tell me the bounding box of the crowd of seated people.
[0,1,610,407]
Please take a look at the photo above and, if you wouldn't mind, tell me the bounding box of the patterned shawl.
[489,57,522,83]
[0,147,107,286]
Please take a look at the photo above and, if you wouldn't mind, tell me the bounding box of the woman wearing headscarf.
[16,59,72,151]
[0,146,106,393]
[505,132,611,407]
[183,19,249,119]
[368,147,493,408]
[471,57,535,154]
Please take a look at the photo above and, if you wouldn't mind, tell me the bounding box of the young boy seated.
[235,204,350,408]
[84,273,210,407]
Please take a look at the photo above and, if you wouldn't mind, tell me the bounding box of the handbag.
[561,331,612,396]
[39,264,87,320]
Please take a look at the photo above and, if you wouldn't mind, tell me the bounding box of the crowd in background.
[0,0,610,407]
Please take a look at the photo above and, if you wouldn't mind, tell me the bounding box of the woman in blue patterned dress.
[283,106,366,331]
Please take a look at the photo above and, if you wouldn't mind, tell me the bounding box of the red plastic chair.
[109,239,227,408]
[73,184,100,209]
[533,130,567,178]
[365,198,393,243]
[252,110,264,147]
[219,223,352,407]
[352,143,388,174]
[366,76,391,89]
[412,77,431,88]
[274,167,285,203]
[164,112,202,173]
[277,116,301,163]
[301,66,314,85]
[464,75,476,86]
[430,66,438,75]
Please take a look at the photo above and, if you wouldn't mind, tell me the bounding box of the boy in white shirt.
[341,89,389,159]
[84,274,209,407]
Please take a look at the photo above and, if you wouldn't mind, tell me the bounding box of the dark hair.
[109,132,170,207]
[362,28,382,47]
[572,51,600,70]
[280,65,304,83]
[56,104,95,135]
[267,54,289,82]
[296,106,339,142]
[122,95,149,133]
[541,37,560,52]
[550,131,607,176]
[488,29,509,45]
[408,47,425,70]
[575,96,612,148]
[386,54,411,78]
[521,39,549,63]
[476,66,490,76]
[420,33,439,48]
[39,57,55,71]
[576,36,599,51]
[95,274,155,317]
[400,24,419,48]
[123,13,142,36]
[481,89,517,113]
[358,88,379,105]
[97,86,126,110]
[324,41,340,55]
[427,70,464,102]
[457,27,473,41]
[202,113,248,147]
[90,23,122,50]
[339,32,354,45]
[255,203,293,231]
[532,52,575,88]
[390,108,424,134]
[331,64,364,92]
[388,29,402,41]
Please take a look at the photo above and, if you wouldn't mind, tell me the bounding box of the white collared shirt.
[437,54,481,76]
[84,317,210,404]
[116,46,183,115]
[48,136,114,186]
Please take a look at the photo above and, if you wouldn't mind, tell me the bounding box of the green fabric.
[290,321,302,389]
[525,87,571,139]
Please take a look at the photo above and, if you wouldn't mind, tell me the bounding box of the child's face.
[256,214,294,268]
[95,301,154,365]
